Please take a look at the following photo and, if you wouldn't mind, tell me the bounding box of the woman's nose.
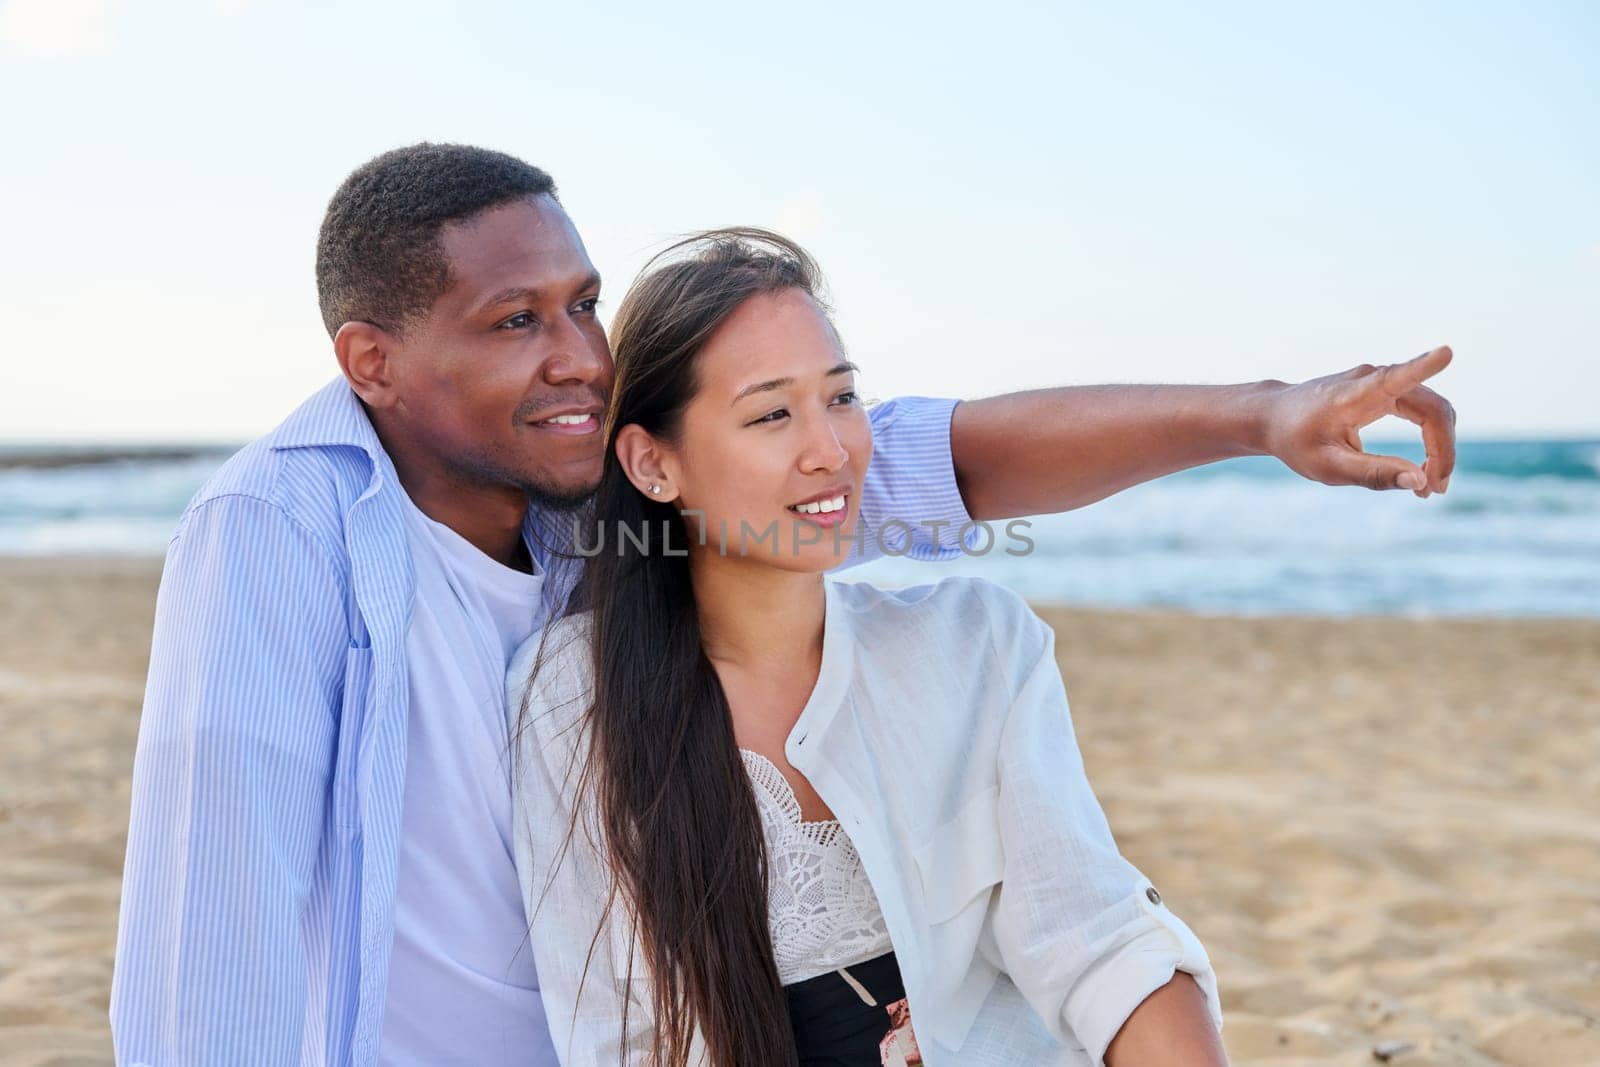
[800,414,849,473]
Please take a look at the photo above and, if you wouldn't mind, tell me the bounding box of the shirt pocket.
[332,644,372,835]
[912,784,1006,923]
[910,785,1007,1051]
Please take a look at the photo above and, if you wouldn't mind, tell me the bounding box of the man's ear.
[614,424,679,503]
[334,321,400,410]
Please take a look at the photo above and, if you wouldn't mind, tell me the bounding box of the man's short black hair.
[315,142,557,339]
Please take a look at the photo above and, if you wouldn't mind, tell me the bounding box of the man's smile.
[530,411,600,435]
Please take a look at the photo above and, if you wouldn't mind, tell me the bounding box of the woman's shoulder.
[505,610,597,735]
[832,574,1045,641]
[831,575,1053,683]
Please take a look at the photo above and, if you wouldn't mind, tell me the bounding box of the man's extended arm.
[111,494,346,1066]
[951,348,1457,520]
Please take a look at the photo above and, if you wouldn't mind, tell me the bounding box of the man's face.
[386,194,611,507]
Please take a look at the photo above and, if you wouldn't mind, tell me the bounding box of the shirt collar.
[267,376,386,461]
[783,578,857,759]
[267,375,588,610]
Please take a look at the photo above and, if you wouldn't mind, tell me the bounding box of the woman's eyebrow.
[731,362,859,405]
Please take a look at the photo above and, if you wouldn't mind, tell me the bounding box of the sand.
[1,557,1596,1066]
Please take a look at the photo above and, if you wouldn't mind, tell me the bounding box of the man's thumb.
[1326,447,1427,491]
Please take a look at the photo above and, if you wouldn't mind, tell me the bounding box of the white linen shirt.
[505,575,1223,1067]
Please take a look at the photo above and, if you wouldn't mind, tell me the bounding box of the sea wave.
[2,441,1596,617]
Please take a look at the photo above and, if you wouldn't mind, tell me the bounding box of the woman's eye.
[833,390,859,406]
[573,297,600,315]
[498,312,535,330]
[751,408,789,425]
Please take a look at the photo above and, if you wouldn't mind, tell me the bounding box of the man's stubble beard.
[520,479,597,513]
[446,444,599,514]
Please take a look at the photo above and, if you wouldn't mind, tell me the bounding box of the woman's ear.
[614,424,680,503]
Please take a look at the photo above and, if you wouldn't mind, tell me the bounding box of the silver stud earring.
[650,485,662,495]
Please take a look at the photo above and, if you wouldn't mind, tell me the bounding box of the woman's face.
[660,287,872,573]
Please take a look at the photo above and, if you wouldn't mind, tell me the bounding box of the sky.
[1,0,1595,442]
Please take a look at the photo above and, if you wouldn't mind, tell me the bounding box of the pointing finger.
[1378,345,1454,398]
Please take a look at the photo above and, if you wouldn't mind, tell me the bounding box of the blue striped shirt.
[110,378,977,1066]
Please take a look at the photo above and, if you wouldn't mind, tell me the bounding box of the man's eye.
[499,312,536,330]
[574,297,600,315]
[751,408,789,425]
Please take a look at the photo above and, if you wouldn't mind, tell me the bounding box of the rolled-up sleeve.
[839,396,979,568]
[1057,879,1222,1063]
[986,599,1222,1065]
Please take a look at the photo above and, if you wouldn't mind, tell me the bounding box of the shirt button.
[1145,886,1162,906]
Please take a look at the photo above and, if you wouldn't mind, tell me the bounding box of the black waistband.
[783,951,908,1063]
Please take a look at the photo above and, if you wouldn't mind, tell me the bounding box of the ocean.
[2,440,1596,618]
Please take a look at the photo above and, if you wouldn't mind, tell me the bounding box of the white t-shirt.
[377,493,553,1065]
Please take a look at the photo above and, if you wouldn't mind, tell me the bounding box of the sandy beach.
[1,557,1596,1066]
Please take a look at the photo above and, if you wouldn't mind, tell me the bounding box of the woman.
[508,230,1226,1066]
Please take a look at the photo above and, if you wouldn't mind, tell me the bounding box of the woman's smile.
[786,487,851,528]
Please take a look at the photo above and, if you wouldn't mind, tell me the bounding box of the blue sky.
[2,0,1595,441]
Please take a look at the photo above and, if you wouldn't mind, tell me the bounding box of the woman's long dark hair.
[520,229,830,1066]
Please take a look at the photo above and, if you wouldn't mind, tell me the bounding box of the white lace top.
[740,749,893,985]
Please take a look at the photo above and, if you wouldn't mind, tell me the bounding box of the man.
[110,143,1455,1066]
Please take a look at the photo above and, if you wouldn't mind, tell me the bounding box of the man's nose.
[540,317,610,386]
